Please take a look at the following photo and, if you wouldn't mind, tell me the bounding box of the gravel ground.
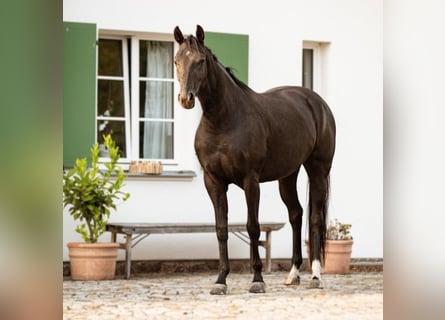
[63,271,383,319]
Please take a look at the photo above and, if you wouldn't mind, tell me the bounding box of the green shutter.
[205,32,249,84]
[63,22,97,167]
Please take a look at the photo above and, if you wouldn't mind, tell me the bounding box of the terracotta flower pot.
[306,239,353,274]
[67,242,119,280]
[323,240,353,274]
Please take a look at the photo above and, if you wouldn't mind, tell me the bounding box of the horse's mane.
[223,66,250,92]
[187,35,250,92]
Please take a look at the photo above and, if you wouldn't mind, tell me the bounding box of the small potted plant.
[306,218,353,274]
[323,218,353,274]
[63,134,130,280]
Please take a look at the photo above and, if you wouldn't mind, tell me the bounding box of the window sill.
[63,166,197,181]
[125,170,197,181]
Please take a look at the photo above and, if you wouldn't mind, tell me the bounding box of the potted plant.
[306,218,353,274]
[63,134,130,280]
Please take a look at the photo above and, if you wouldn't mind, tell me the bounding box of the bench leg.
[124,234,132,279]
[258,231,272,273]
[110,231,117,243]
[264,231,272,273]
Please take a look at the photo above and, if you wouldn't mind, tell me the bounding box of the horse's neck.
[198,60,248,122]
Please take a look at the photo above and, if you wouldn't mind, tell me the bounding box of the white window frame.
[302,41,321,93]
[302,40,331,96]
[96,36,131,163]
[97,31,181,167]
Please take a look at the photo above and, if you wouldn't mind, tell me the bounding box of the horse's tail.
[307,174,330,266]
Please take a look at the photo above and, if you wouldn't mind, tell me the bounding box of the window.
[97,38,130,159]
[302,41,330,94]
[97,36,176,162]
[302,48,314,90]
[135,40,174,160]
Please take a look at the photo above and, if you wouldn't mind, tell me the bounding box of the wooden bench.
[106,222,285,279]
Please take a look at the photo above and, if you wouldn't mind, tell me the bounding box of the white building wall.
[63,0,383,261]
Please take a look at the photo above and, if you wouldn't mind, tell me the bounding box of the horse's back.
[263,86,332,118]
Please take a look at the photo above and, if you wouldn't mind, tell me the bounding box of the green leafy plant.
[63,135,130,243]
[326,219,353,240]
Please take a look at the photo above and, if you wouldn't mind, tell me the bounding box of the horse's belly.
[259,159,304,182]
[200,149,304,184]
[258,132,315,181]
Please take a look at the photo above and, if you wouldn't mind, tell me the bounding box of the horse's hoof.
[249,282,266,293]
[210,284,227,295]
[308,277,324,289]
[284,275,300,285]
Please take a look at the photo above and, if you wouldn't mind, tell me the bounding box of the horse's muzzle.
[178,92,195,109]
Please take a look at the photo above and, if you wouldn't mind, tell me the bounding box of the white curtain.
[142,41,173,159]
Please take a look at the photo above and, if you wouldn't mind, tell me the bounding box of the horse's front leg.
[244,175,265,293]
[204,173,230,295]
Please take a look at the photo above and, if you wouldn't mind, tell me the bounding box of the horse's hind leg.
[279,170,304,286]
[305,159,332,289]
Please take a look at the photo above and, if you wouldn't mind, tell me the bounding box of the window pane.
[139,80,173,118]
[302,48,313,90]
[97,79,125,117]
[97,120,127,157]
[98,39,123,76]
[139,41,173,78]
[139,121,173,159]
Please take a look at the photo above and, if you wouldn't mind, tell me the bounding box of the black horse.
[174,25,336,294]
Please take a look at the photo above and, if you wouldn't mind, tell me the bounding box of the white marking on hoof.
[210,284,227,295]
[309,259,324,289]
[249,282,266,293]
[311,259,322,280]
[284,265,300,285]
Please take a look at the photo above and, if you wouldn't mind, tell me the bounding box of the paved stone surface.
[63,271,382,319]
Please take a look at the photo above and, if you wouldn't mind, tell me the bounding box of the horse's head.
[174,25,207,109]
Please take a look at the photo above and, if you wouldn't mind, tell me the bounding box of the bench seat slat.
[107,222,285,234]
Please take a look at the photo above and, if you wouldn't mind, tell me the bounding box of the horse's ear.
[196,25,205,44]
[174,26,184,44]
